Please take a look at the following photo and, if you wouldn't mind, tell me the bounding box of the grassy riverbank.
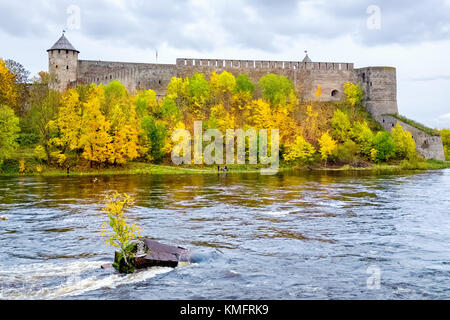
[1,159,449,177]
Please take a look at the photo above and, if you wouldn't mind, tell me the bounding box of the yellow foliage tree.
[391,123,416,160]
[109,125,140,165]
[0,58,18,111]
[302,104,319,143]
[51,89,82,153]
[79,86,112,166]
[248,99,274,129]
[318,131,337,164]
[284,135,316,164]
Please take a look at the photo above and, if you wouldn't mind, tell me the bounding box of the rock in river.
[102,239,190,273]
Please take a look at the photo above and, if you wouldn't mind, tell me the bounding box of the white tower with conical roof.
[47,32,79,91]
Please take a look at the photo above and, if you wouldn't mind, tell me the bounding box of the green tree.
[351,121,374,157]
[210,71,236,109]
[372,131,395,162]
[331,109,351,142]
[29,73,61,161]
[134,89,157,117]
[0,105,20,161]
[258,74,294,106]
[188,73,210,117]
[141,115,167,163]
[235,74,254,94]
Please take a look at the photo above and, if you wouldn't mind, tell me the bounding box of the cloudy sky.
[1,0,450,128]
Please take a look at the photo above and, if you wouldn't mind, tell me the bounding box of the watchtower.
[47,32,79,91]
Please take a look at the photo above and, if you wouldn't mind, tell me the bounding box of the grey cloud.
[1,0,450,53]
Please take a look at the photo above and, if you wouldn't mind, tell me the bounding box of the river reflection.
[0,170,449,299]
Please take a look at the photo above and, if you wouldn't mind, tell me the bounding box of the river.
[0,170,449,299]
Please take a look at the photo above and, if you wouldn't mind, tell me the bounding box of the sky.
[1,0,450,128]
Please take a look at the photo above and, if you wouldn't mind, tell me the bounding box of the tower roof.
[47,33,79,53]
[301,53,312,63]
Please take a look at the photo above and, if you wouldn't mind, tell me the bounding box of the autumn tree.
[5,59,30,115]
[351,121,374,158]
[78,86,112,166]
[187,73,210,119]
[391,123,416,160]
[344,82,364,107]
[51,89,82,156]
[167,76,190,115]
[331,109,351,142]
[302,104,319,143]
[318,131,337,164]
[441,129,450,160]
[0,104,20,161]
[0,58,19,111]
[283,135,316,164]
[210,71,236,111]
[134,89,157,117]
[233,74,255,119]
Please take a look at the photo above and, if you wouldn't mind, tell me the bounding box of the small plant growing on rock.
[100,191,143,273]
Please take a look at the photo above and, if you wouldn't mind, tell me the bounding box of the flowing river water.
[0,170,449,299]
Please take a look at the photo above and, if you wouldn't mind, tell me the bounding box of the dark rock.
[350,162,369,168]
[136,239,190,268]
[112,239,190,273]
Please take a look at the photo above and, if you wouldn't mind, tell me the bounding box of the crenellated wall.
[176,58,356,101]
[76,60,176,96]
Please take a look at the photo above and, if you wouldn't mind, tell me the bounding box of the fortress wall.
[295,69,357,101]
[356,67,398,116]
[378,115,445,161]
[175,58,355,101]
[77,60,176,95]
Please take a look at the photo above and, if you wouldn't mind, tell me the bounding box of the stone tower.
[47,32,79,91]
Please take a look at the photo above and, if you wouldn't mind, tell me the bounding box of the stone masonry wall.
[356,67,398,116]
[176,58,356,101]
[48,50,78,92]
[378,115,445,161]
[77,60,176,96]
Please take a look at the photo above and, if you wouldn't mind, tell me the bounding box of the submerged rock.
[111,239,190,273]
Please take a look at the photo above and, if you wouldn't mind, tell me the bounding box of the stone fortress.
[47,33,445,160]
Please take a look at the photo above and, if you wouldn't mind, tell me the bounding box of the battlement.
[176,58,354,71]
